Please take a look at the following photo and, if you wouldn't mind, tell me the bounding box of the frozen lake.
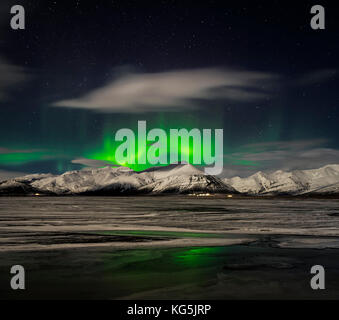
[1,196,339,251]
[1,196,339,299]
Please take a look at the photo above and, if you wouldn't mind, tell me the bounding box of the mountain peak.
[141,163,204,176]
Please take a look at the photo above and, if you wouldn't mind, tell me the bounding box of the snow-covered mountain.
[138,164,232,194]
[224,164,339,195]
[1,163,339,196]
[0,164,235,195]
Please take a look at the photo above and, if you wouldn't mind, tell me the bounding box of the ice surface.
[1,196,339,251]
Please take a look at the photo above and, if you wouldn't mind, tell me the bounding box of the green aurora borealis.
[0,103,314,174]
[1,108,225,172]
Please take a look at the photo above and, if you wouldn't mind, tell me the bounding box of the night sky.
[0,0,339,179]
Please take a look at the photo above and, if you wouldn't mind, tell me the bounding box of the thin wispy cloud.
[0,147,43,154]
[71,158,117,168]
[52,68,279,113]
[294,69,337,86]
[222,139,339,177]
[0,57,29,101]
[0,169,28,182]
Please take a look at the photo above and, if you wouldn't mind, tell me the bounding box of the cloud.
[52,68,279,113]
[294,69,337,86]
[221,139,339,177]
[238,139,327,151]
[0,169,27,182]
[0,56,29,101]
[0,147,42,154]
[0,2,31,100]
[220,164,261,178]
[71,158,118,168]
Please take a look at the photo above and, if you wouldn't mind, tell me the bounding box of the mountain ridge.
[0,163,235,195]
[223,164,339,195]
[1,163,339,196]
